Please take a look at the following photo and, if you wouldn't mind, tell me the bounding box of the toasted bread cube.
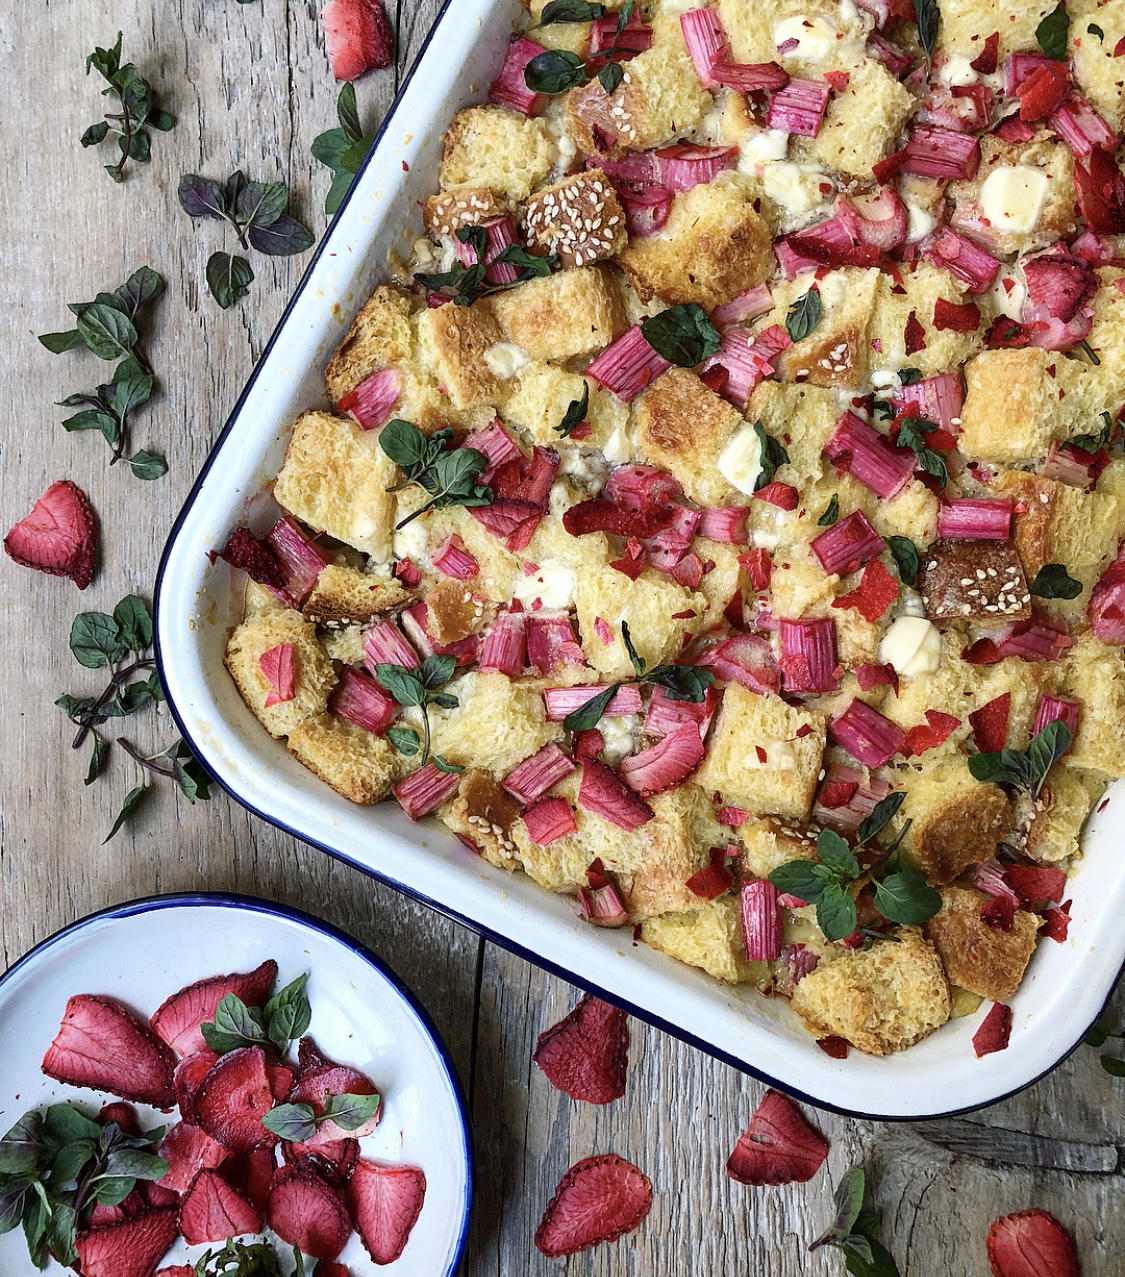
[273,411,398,560]
[527,0,590,53]
[503,365,627,451]
[798,58,915,179]
[423,577,489,645]
[415,299,506,410]
[439,106,554,201]
[422,186,509,239]
[225,610,337,738]
[1061,635,1125,778]
[766,268,882,390]
[244,579,286,617]
[440,770,524,871]
[940,0,1061,55]
[899,759,1014,885]
[634,368,748,506]
[574,565,708,677]
[427,671,563,776]
[695,684,827,822]
[869,263,985,378]
[867,479,941,549]
[948,133,1077,257]
[1071,0,1125,132]
[324,285,416,403]
[302,565,413,627]
[615,174,772,311]
[1024,763,1106,863]
[917,539,1032,627]
[717,0,868,69]
[286,712,401,804]
[736,816,821,879]
[490,265,628,361]
[640,897,759,984]
[924,886,1040,1003]
[524,170,628,269]
[790,926,951,1055]
[747,381,841,488]
[322,625,365,666]
[958,349,1114,463]
[1084,267,1125,408]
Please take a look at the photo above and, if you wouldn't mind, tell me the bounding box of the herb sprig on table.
[1086,1019,1125,1077]
[312,83,375,216]
[178,171,315,308]
[81,34,174,182]
[415,227,556,306]
[810,1166,901,1277]
[525,1,639,95]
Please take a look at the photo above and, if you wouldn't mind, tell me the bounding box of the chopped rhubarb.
[994,612,1073,661]
[741,879,782,960]
[454,214,521,284]
[936,497,1013,540]
[829,699,906,768]
[718,805,750,827]
[711,60,791,92]
[832,558,900,622]
[712,284,774,328]
[1017,59,1072,122]
[767,79,830,137]
[578,879,629,926]
[786,203,880,269]
[644,684,719,739]
[1091,544,1125,642]
[824,412,914,499]
[268,517,331,605]
[924,228,1001,294]
[489,36,545,115]
[868,32,913,77]
[700,633,781,694]
[679,7,726,86]
[699,326,782,407]
[969,862,1022,910]
[523,796,578,845]
[393,556,422,588]
[588,9,652,62]
[544,685,643,721]
[901,709,961,756]
[698,506,750,544]
[778,617,839,694]
[479,610,527,676]
[433,533,479,580]
[467,420,523,475]
[890,372,964,432]
[260,644,296,708]
[614,183,674,238]
[655,144,738,192]
[901,125,981,180]
[336,367,402,430]
[1050,92,1118,156]
[1042,440,1107,489]
[393,762,461,820]
[972,1002,1013,1057]
[1032,694,1080,746]
[753,481,800,511]
[810,510,886,576]
[364,618,420,671]
[618,723,705,796]
[774,237,820,278]
[578,759,654,831]
[504,744,576,805]
[587,325,671,401]
[851,186,909,250]
[969,693,1011,754]
[812,766,893,834]
[527,613,586,673]
[1006,51,1056,95]
[329,667,397,735]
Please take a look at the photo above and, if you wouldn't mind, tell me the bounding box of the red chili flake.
[754,745,768,764]
[903,310,927,355]
[671,609,697,619]
[932,297,981,332]
[824,70,850,92]
[970,31,1000,74]
[402,160,410,171]
[794,724,812,738]
[831,558,899,623]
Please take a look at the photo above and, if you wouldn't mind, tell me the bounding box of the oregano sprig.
[81,34,174,183]
[260,1091,381,1142]
[415,227,556,306]
[379,420,493,527]
[524,1,639,95]
[895,417,949,489]
[200,974,312,1057]
[640,303,721,367]
[193,1241,310,1277]
[1086,1019,1125,1078]
[912,0,939,69]
[810,1166,901,1277]
[376,654,463,769]
[967,720,1072,800]
[554,383,590,438]
[785,287,823,343]
[312,83,375,216]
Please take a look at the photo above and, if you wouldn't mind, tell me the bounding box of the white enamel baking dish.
[155,0,1125,1119]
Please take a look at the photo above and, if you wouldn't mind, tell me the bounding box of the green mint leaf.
[388,726,421,756]
[455,224,489,262]
[103,1146,168,1180]
[597,61,626,95]
[149,107,175,131]
[898,367,923,386]
[112,266,164,317]
[375,664,427,709]
[817,881,859,942]
[320,1091,382,1130]
[1069,412,1114,453]
[968,721,1072,800]
[39,329,84,354]
[201,993,269,1055]
[420,653,456,689]
[554,382,591,438]
[912,0,939,65]
[0,1185,27,1236]
[753,420,791,489]
[81,121,110,147]
[786,287,823,342]
[856,791,906,847]
[564,684,620,733]
[887,535,919,586]
[833,1166,867,1239]
[495,244,556,277]
[178,173,228,219]
[896,417,948,489]
[76,303,138,361]
[379,419,430,471]
[873,866,941,926]
[816,828,860,880]
[538,0,607,22]
[325,168,357,216]
[70,612,127,669]
[113,595,152,653]
[434,755,464,774]
[85,733,108,785]
[524,49,588,94]
[171,747,213,803]
[1085,1022,1110,1048]
[129,450,168,480]
[1029,563,1083,600]
[1036,1,1070,59]
[621,621,646,677]
[0,1113,45,1176]
[62,409,119,442]
[427,691,460,711]
[337,81,362,138]
[235,179,289,229]
[206,251,255,310]
[617,0,636,29]
[260,1103,318,1143]
[311,126,353,172]
[56,693,99,725]
[43,1102,104,1148]
[767,859,834,905]
[817,494,840,527]
[1101,1055,1125,1077]
[641,304,722,367]
[265,984,312,1053]
[104,784,146,842]
[247,214,315,257]
[645,664,715,703]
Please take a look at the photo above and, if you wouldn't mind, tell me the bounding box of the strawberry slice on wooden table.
[151,959,278,1056]
[534,1154,652,1257]
[533,993,630,1105]
[348,1157,428,1264]
[4,478,97,589]
[322,0,394,81]
[986,1208,1080,1277]
[726,1089,830,1186]
[74,1206,180,1277]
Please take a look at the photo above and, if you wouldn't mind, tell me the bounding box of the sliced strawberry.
[832,558,900,623]
[288,1042,381,1144]
[175,1050,219,1123]
[267,1062,296,1101]
[151,959,278,1057]
[215,527,287,592]
[563,497,675,539]
[178,1167,262,1244]
[986,1208,1079,1277]
[196,1046,278,1152]
[726,1090,829,1186]
[902,710,961,757]
[618,722,705,796]
[533,994,629,1105]
[157,1121,228,1194]
[313,1264,350,1277]
[220,1146,277,1214]
[973,1002,1013,1057]
[970,31,1000,74]
[969,693,1011,753]
[268,1160,354,1260]
[88,1186,146,1228]
[4,479,98,590]
[98,1101,142,1135]
[348,1158,427,1264]
[1004,865,1067,909]
[42,994,176,1107]
[322,0,394,81]
[534,1154,652,1257]
[140,1181,181,1211]
[283,1137,360,1185]
[1074,148,1125,234]
[156,1268,196,1277]
[75,1207,180,1277]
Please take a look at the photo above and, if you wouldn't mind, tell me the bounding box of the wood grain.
[1,2,1123,1274]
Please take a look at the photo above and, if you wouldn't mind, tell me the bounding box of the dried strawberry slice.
[563,497,675,539]
[156,1268,196,1277]
[832,558,900,623]
[986,1208,1080,1277]
[726,1090,829,1186]
[970,32,1000,74]
[534,1154,652,1257]
[196,1046,279,1152]
[1003,865,1066,909]
[348,1158,427,1265]
[75,1207,180,1277]
[1017,60,1072,121]
[215,526,288,593]
[618,722,705,796]
[282,1137,360,1185]
[322,0,393,81]
[312,1264,349,1277]
[1074,148,1125,235]
[220,1147,277,1214]
[289,1044,381,1144]
[4,479,98,589]
[151,959,277,1057]
[533,994,629,1105]
[179,1167,263,1244]
[969,693,1011,753]
[901,709,961,757]
[156,1120,227,1193]
[973,1002,1013,1057]
[269,1159,354,1259]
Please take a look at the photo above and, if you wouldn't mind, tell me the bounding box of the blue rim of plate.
[0,891,474,1275]
[151,0,1125,1122]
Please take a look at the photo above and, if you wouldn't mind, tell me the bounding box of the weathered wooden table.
[1,2,1122,1272]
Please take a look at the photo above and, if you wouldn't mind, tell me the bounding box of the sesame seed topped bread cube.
[917,539,1032,627]
[439,106,554,201]
[764,269,882,391]
[301,565,413,627]
[225,609,337,739]
[423,187,510,240]
[524,170,628,268]
[924,887,1040,1003]
[441,770,524,871]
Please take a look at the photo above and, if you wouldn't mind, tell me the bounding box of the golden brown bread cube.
[917,539,1032,627]
[286,712,402,804]
[440,770,524,871]
[616,790,728,922]
[695,684,827,823]
[767,269,882,391]
[747,381,841,488]
[1085,266,1125,407]
[789,927,952,1056]
[422,187,509,239]
[736,817,821,880]
[1070,0,1125,133]
[717,0,867,69]
[439,106,554,201]
[798,58,915,179]
[502,365,626,451]
[324,285,416,404]
[939,0,1061,55]
[427,671,563,776]
[490,265,628,361]
[302,566,414,627]
[1023,764,1107,863]
[924,886,1040,1003]
[273,411,398,561]
[615,175,773,311]
[415,299,506,410]
[868,263,985,379]
[899,760,1014,885]
[225,610,337,739]
[640,897,759,984]
[634,369,748,507]
[1060,635,1125,779]
[523,170,628,269]
[423,578,489,645]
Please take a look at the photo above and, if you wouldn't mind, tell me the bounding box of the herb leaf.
[817,882,859,943]
[753,420,791,490]
[645,664,715,703]
[641,304,722,367]
[388,726,421,756]
[912,0,939,67]
[564,684,620,733]
[856,791,906,848]
[817,494,840,527]
[872,865,941,927]
[75,304,138,362]
[887,535,919,586]
[70,612,128,669]
[1037,1,1070,59]
[313,84,375,215]
[816,828,860,880]
[538,0,607,22]
[82,34,174,181]
[378,421,493,527]
[129,450,168,480]
[555,382,591,438]
[1029,563,1083,600]
[786,287,823,343]
[896,417,948,489]
[260,1103,317,1143]
[247,215,316,257]
[525,49,588,94]
[1070,412,1114,453]
[206,252,255,310]
[621,621,646,677]
[104,785,146,842]
[967,721,1072,800]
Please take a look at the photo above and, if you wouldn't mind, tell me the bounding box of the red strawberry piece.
[179,1167,263,1244]
[141,1180,181,1211]
[534,1154,652,1257]
[42,994,176,1107]
[221,1146,278,1214]
[216,527,287,592]
[726,1090,829,1186]
[533,994,629,1105]
[904,310,926,354]
[1023,248,1098,323]
[1003,865,1067,910]
[969,693,1011,753]
[196,1046,279,1152]
[88,1186,147,1228]
[267,1062,296,1101]
[151,959,278,1057]
[578,759,654,831]
[933,298,981,332]
[75,1207,180,1277]
[157,1121,228,1194]
[99,1101,142,1135]
[314,1263,350,1277]
[563,497,675,539]
[283,1138,361,1185]
[174,1050,219,1123]
[156,1268,196,1277]
[4,479,98,590]
[686,847,736,901]
[1074,148,1125,235]
[289,1046,381,1144]
[832,558,900,623]
[322,0,394,81]
[1042,901,1072,942]
[268,1160,354,1260]
[986,1208,1080,1277]
[902,709,961,757]
[970,31,1000,74]
[1017,60,1071,121]
[816,1035,849,1059]
[348,1158,427,1265]
[985,316,1033,348]
[973,1002,1013,1057]
[298,1036,334,1074]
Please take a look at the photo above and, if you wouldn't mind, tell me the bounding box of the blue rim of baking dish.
[151,0,1125,1122]
[0,890,474,1276]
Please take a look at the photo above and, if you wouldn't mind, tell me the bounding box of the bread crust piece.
[797,58,915,180]
[764,269,882,391]
[899,760,1014,886]
[225,610,337,739]
[1022,764,1107,864]
[789,926,952,1056]
[286,712,403,804]
[423,187,509,240]
[301,565,414,627]
[324,284,416,404]
[490,265,628,361]
[640,897,760,984]
[924,886,1040,1003]
[1070,0,1125,134]
[439,106,554,201]
[917,539,1032,628]
[439,770,523,871]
